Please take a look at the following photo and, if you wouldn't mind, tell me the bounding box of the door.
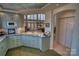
[65,17,74,48]
[58,19,67,47]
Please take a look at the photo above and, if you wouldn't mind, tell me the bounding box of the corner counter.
[7,32,50,51]
[0,32,50,55]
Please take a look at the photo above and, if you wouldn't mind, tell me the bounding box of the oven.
[8,28,16,34]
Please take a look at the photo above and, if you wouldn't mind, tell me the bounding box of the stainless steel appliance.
[7,21,17,34]
[8,28,16,34]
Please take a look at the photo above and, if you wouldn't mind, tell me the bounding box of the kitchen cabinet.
[0,37,8,56]
[27,36,40,49]
[0,18,2,28]
[0,34,50,56]
[21,35,40,49]
[40,37,50,51]
[21,35,29,46]
[21,35,50,51]
[7,35,23,49]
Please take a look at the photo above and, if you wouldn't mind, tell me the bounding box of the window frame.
[26,13,45,21]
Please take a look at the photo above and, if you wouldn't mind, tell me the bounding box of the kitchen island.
[0,32,50,55]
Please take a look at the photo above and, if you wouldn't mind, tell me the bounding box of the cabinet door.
[22,35,28,46]
[21,35,40,49]
[41,37,50,51]
[0,19,2,28]
[28,36,40,49]
[1,14,10,28]
[65,18,74,48]
[13,35,22,46]
[0,39,7,56]
[8,35,22,49]
[33,36,40,49]
[0,44,3,55]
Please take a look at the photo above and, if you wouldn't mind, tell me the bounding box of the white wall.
[45,10,54,49]
[45,11,51,32]
[74,4,79,56]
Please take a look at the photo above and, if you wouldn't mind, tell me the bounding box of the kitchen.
[0,3,79,56]
[0,4,51,56]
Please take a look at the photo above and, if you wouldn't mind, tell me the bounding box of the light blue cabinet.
[21,35,50,51]
[0,35,50,56]
[0,18,2,28]
[21,35,40,49]
[0,38,8,56]
[40,37,50,51]
[7,35,23,49]
[21,35,29,46]
[30,36,40,49]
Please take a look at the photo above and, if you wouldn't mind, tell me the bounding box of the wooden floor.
[5,46,61,56]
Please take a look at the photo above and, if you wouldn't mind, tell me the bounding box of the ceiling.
[0,3,67,14]
[0,3,47,11]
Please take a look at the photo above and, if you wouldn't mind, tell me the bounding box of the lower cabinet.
[30,36,40,49]
[40,37,50,51]
[21,35,50,51]
[22,35,40,49]
[0,35,50,56]
[0,38,8,56]
[7,35,23,49]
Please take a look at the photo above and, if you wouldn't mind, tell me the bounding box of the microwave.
[7,21,17,27]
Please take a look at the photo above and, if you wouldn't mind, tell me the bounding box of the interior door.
[65,17,74,48]
[58,18,67,46]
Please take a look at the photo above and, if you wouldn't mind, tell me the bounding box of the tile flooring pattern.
[6,46,61,56]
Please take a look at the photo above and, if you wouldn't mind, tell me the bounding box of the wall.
[75,4,79,56]
[45,10,53,49]
[45,10,52,32]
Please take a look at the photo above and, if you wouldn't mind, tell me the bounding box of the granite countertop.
[6,31,50,38]
[7,33,46,37]
[0,32,50,42]
[20,32,45,37]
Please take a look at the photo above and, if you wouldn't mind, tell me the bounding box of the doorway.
[53,10,75,55]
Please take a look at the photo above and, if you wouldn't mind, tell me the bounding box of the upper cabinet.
[0,12,24,29]
[0,13,10,29]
